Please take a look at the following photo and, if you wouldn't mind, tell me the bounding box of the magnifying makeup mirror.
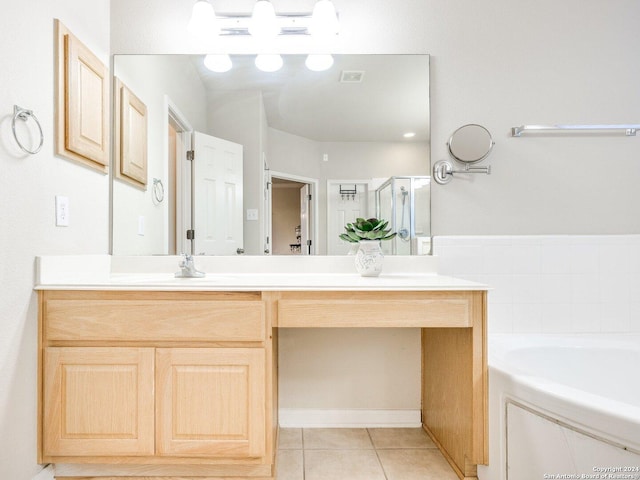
[433,124,494,185]
[447,124,494,164]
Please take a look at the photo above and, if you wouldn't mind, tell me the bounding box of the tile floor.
[275,427,459,480]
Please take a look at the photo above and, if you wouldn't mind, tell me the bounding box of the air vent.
[340,70,365,83]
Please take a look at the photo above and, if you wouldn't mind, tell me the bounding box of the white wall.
[108,0,640,423]
[112,55,208,255]
[0,2,110,479]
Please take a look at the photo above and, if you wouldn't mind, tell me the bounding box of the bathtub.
[479,334,640,480]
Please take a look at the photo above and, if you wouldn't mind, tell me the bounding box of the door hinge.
[186,150,195,161]
[307,239,312,246]
[186,229,195,240]
[307,194,312,201]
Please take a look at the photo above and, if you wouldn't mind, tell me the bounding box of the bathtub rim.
[488,333,640,453]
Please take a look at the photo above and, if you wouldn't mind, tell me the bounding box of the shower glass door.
[375,176,431,255]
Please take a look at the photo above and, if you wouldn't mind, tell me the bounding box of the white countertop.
[35,255,488,292]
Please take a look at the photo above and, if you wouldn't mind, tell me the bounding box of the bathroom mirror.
[111,54,430,256]
[447,124,494,164]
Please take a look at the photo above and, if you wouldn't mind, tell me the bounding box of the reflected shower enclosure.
[375,176,431,255]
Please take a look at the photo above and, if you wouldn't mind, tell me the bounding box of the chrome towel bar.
[511,124,640,137]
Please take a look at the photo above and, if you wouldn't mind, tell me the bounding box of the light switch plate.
[55,196,69,226]
[246,209,259,221]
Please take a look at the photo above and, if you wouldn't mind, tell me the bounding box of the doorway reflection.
[271,177,314,255]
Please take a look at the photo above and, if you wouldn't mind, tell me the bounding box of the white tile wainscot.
[433,235,640,334]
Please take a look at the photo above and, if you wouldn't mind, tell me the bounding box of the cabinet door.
[43,347,155,457]
[156,348,266,458]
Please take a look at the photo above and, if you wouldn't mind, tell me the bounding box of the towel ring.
[12,105,44,155]
[153,178,165,204]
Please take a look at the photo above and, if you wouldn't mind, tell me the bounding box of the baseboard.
[278,408,422,428]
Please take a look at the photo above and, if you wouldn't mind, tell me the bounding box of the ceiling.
[192,54,430,143]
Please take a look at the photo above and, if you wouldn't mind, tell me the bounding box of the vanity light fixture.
[305,54,334,72]
[248,0,279,40]
[309,0,340,38]
[203,54,233,73]
[187,0,339,39]
[255,54,284,72]
[189,1,339,73]
[187,0,219,46]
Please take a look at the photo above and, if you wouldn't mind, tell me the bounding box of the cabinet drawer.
[44,297,265,342]
[277,291,477,328]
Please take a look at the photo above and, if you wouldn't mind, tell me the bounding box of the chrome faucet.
[175,254,205,278]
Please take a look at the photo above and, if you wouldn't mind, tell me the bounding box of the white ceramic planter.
[354,240,384,277]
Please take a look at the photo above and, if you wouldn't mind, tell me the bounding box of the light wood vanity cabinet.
[39,290,272,478]
[39,288,486,480]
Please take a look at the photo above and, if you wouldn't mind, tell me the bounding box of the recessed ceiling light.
[403,132,416,138]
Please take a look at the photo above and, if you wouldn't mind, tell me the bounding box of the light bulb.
[255,54,283,72]
[187,0,218,46]
[249,0,279,40]
[305,54,334,72]
[203,54,232,73]
[309,0,339,39]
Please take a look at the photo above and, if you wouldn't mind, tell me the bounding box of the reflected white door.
[263,161,272,255]
[192,132,243,255]
[327,182,369,255]
[300,184,311,255]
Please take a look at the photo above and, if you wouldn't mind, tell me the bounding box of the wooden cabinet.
[114,78,148,188]
[55,20,109,173]
[38,290,272,478]
[43,347,155,457]
[38,287,485,480]
[156,348,265,458]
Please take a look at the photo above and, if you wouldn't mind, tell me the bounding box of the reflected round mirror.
[447,124,494,164]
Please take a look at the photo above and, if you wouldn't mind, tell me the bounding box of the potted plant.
[339,218,396,276]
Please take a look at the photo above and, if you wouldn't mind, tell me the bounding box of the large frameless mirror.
[111,54,430,256]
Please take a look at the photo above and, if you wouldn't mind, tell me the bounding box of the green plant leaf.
[360,221,374,231]
[373,220,388,231]
[339,233,357,243]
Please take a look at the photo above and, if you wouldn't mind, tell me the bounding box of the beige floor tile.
[368,427,436,449]
[377,448,458,480]
[275,449,303,480]
[303,428,373,450]
[304,449,386,480]
[278,428,303,449]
